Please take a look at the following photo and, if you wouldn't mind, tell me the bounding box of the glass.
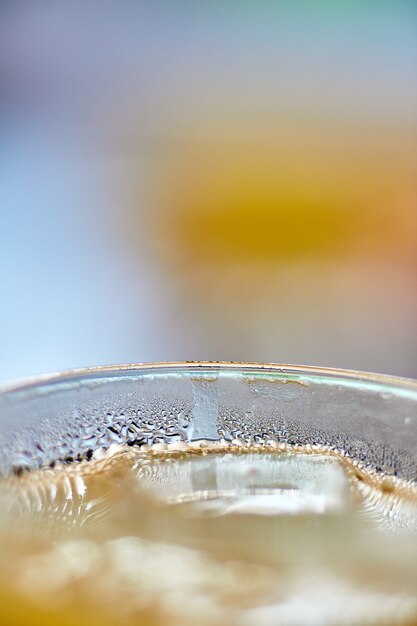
[1,362,417,625]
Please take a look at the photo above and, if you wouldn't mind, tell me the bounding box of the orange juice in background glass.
[124,112,417,373]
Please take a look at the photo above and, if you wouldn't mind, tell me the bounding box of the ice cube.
[135,452,350,516]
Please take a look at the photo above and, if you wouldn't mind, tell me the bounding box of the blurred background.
[0,1,416,381]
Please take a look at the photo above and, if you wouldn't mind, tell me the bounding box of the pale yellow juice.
[1,441,417,626]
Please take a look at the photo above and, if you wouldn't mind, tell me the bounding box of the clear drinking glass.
[1,362,417,626]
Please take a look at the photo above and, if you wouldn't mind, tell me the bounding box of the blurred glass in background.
[0,1,416,380]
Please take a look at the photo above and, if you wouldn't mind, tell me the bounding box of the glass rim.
[1,361,417,397]
[1,361,416,478]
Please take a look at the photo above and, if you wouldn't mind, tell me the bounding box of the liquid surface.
[1,441,417,626]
